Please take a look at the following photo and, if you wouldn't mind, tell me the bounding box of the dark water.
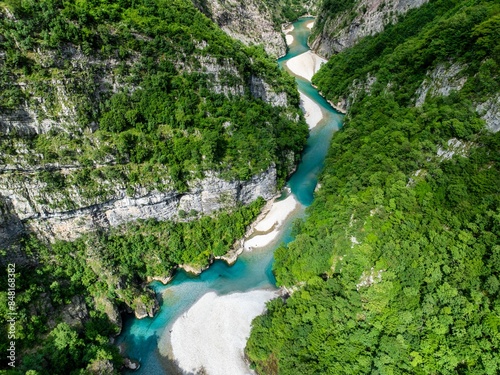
[116,16,343,374]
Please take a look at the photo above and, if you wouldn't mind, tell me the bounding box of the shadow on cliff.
[0,194,35,267]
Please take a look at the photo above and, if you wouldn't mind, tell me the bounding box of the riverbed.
[116,16,343,375]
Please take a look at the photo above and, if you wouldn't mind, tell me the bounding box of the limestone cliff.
[194,0,319,58]
[414,61,499,133]
[0,1,306,249]
[317,58,499,133]
[0,165,277,242]
[193,0,286,58]
[311,0,428,58]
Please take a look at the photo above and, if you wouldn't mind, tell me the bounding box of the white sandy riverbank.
[282,23,294,34]
[243,194,299,250]
[170,290,277,375]
[286,34,294,45]
[300,91,323,129]
[286,50,326,82]
[307,21,314,29]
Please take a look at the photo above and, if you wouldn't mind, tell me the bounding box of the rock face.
[60,295,90,327]
[250,76,288,107]
[0,199,25,258]
[415,62,468,107]
[325,60,499,134]
[320,72,377,114]
[133,290,160,319]
[414,62,499,133]
[311,0,429,58]
[195,0,286,58]
[0,165,276,242]
[0,2,299,247]
[94,295,122,333]
[0,44,128,137]
[87,359,116,374]
[476,94,500,133]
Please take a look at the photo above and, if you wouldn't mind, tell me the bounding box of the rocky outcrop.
[42,294,89,329]
[0,198,25,256]
[60,295,90,327]
[318,72,377,114]
[476,94,500,133]
[87,359,116,374]
[195,0,320,58]
[413,62,499,133]
[122,358,140,371]
[132,289,160,319]
[94,295,122,332]
[0,35,290,138]
[250,76,288,107]
[0,44,133,136]
[311,0,429,58]
[181,54,246,97]
[436,138,472,161]
[0,165,277,242]
[356,267,384,291]
[195,0,286,58]
[415,62,468,107]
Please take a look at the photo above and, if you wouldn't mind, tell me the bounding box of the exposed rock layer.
[311,0,429,58]
[0,166,277,242]
[195,0,286,58]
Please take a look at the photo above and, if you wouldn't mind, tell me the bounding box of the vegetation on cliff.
[0,199,264,374]
[247,0,500,374]
[262,0,317,24]
[0,0,307,193]
[0,0,308,372]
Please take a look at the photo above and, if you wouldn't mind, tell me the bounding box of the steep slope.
[0,0,308,373]
[193,0,319,58]
[247,1,500,374]
[311,0,428,57]
[0,0,308,248]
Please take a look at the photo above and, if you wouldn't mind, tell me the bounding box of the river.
[116,16,343,375]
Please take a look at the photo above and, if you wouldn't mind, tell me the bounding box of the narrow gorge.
[116,17,343,375]
[1,0,499,374]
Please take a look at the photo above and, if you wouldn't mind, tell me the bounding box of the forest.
[0,199,264,374]
[0,0,308,373]
[0,0,307,193]
[247,0,500,374]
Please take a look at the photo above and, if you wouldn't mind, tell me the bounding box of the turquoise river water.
[116,17,343,374]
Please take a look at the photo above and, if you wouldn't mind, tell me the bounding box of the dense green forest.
[262,0,316,25]
[247,0,500,374]
[0,0,308,373]
[0,0,307,191]
[0,199,264,374]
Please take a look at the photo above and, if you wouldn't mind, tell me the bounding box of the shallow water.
[116,17,343,374]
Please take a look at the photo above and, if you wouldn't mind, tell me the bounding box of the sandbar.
[300,91,323,129]
[169,290,277,375]
[244,194,299,250]
[286,34,294,45]
[286,50,326,82]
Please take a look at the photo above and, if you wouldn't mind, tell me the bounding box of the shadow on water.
[117,16,343,374]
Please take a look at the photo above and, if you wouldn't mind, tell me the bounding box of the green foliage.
[310,0,356,38]
[256,0,312,24]
[0,1,296,372]
[0,199,263,373]
[313,0,500,106]
[0,0,307,191]
[247,1,500,374]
